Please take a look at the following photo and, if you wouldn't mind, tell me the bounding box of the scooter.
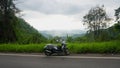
[44,42,70,56]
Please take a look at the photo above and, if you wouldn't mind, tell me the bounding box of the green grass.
[67,41,120,54]
[0,44,45,53]
[0,41,120,54]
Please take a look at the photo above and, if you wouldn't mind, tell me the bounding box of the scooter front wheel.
[64,49,70,55]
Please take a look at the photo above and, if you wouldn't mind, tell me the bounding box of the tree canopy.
[0,0,19,43]
[0,0,46,43]
[115,7,120,23]
[83,5,111,41]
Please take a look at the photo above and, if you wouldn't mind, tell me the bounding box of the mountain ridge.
[40,30,86,38]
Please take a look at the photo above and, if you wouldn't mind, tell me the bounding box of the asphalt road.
[0,53,120,68]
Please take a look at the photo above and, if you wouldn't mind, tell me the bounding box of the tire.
[44,51,52,56]
[64,49,70,55]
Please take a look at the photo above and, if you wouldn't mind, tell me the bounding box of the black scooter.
[44,43,70,56]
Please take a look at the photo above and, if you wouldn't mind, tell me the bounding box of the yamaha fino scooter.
[44,43,70,56]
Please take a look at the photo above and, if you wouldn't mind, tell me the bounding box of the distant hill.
[40,30,86,38]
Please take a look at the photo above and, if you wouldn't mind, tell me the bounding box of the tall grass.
[0,41,120,54]
[0,44,45,53]
[67,41,120,54]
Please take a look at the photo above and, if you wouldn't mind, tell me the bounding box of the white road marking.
[0,53,120,60]
[56,56,120,60]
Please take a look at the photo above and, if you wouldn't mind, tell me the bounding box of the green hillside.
[14,18,47,44]
[73,22,120,42]
[0,16,46,44]
[0,0,47,44]
[107,22,120,40]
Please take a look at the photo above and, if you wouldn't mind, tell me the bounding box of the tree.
[115,7,120,24]
[0,0,20,43]
[83,5,111,41]
[113,7,120,40]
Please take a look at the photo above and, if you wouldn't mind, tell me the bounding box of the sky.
[17,0,120,31]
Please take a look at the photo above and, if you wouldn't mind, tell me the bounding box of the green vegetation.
[83,5,111,41]
[68,41,120,54]
[72,22,120,42]
[0,0,20,43]
[0,41,120,54]
[14,18,47,44]
[0,44,45,53]
[0,0,47,44]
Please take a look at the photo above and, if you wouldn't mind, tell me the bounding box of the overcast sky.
[17,0,120,31]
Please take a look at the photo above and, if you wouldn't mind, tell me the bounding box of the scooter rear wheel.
[44,51,52,56]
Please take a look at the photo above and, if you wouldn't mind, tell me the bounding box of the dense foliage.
[83,5,111,41]
[15,18,47,44]
[115,7,120,22]
[73,22,120,42]
[68,41,120,54]
[0,0,46,44]
[0,41,120,54]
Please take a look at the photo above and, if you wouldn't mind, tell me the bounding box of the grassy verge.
[0,44,45,53]
[68,41,120,54]
[0,41,120,54]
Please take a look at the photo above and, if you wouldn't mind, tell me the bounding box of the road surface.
[0,53,120,68]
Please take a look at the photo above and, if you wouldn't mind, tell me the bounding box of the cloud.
[22,10,85,30]
[18,0,88,15]
[18,0,119,15]
[17,0,120,30]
